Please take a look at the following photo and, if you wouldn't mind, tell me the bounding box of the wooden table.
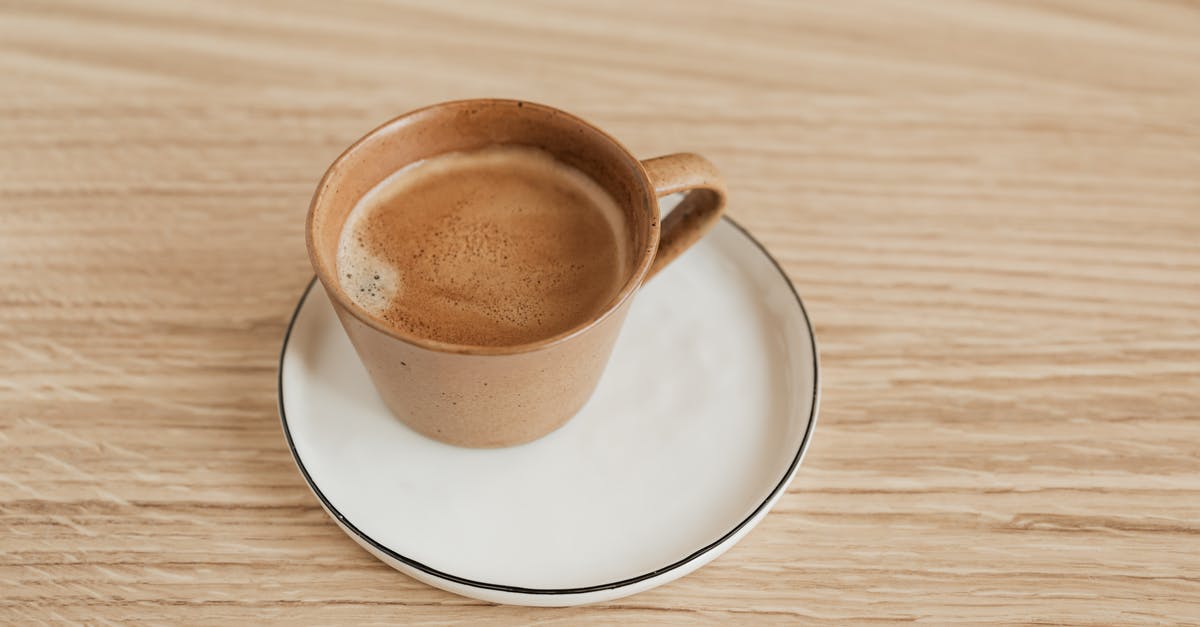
[3,1,1198,623]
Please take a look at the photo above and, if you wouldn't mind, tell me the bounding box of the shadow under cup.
[306,100,660,448]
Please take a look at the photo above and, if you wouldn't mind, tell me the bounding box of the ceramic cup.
[306,99,726,447]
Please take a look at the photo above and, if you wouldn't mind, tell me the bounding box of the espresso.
[337,146,630,347]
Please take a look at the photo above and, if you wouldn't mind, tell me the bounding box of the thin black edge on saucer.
[276,215,821,596]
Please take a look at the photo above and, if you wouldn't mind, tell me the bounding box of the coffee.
[337,146,630,347]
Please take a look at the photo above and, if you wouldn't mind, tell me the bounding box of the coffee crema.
[337,146,630,347]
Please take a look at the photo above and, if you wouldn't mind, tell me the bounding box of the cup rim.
[306,99,660,356]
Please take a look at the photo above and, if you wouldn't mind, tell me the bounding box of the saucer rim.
[277,216,821,596]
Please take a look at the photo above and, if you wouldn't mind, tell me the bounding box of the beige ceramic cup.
[307,99,725,448]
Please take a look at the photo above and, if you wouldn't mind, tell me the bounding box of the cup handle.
[641,153,728,279]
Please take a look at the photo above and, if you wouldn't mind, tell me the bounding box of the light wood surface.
[2,0,1198,623]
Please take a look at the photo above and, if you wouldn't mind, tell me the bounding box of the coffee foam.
[336,232,399,314]
[336,146,630,347]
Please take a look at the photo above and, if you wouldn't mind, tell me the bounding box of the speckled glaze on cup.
[306,99,725,447]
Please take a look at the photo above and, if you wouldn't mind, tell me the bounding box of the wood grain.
[2,0,1198,623]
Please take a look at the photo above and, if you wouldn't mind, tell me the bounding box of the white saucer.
[278,216,820,607]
